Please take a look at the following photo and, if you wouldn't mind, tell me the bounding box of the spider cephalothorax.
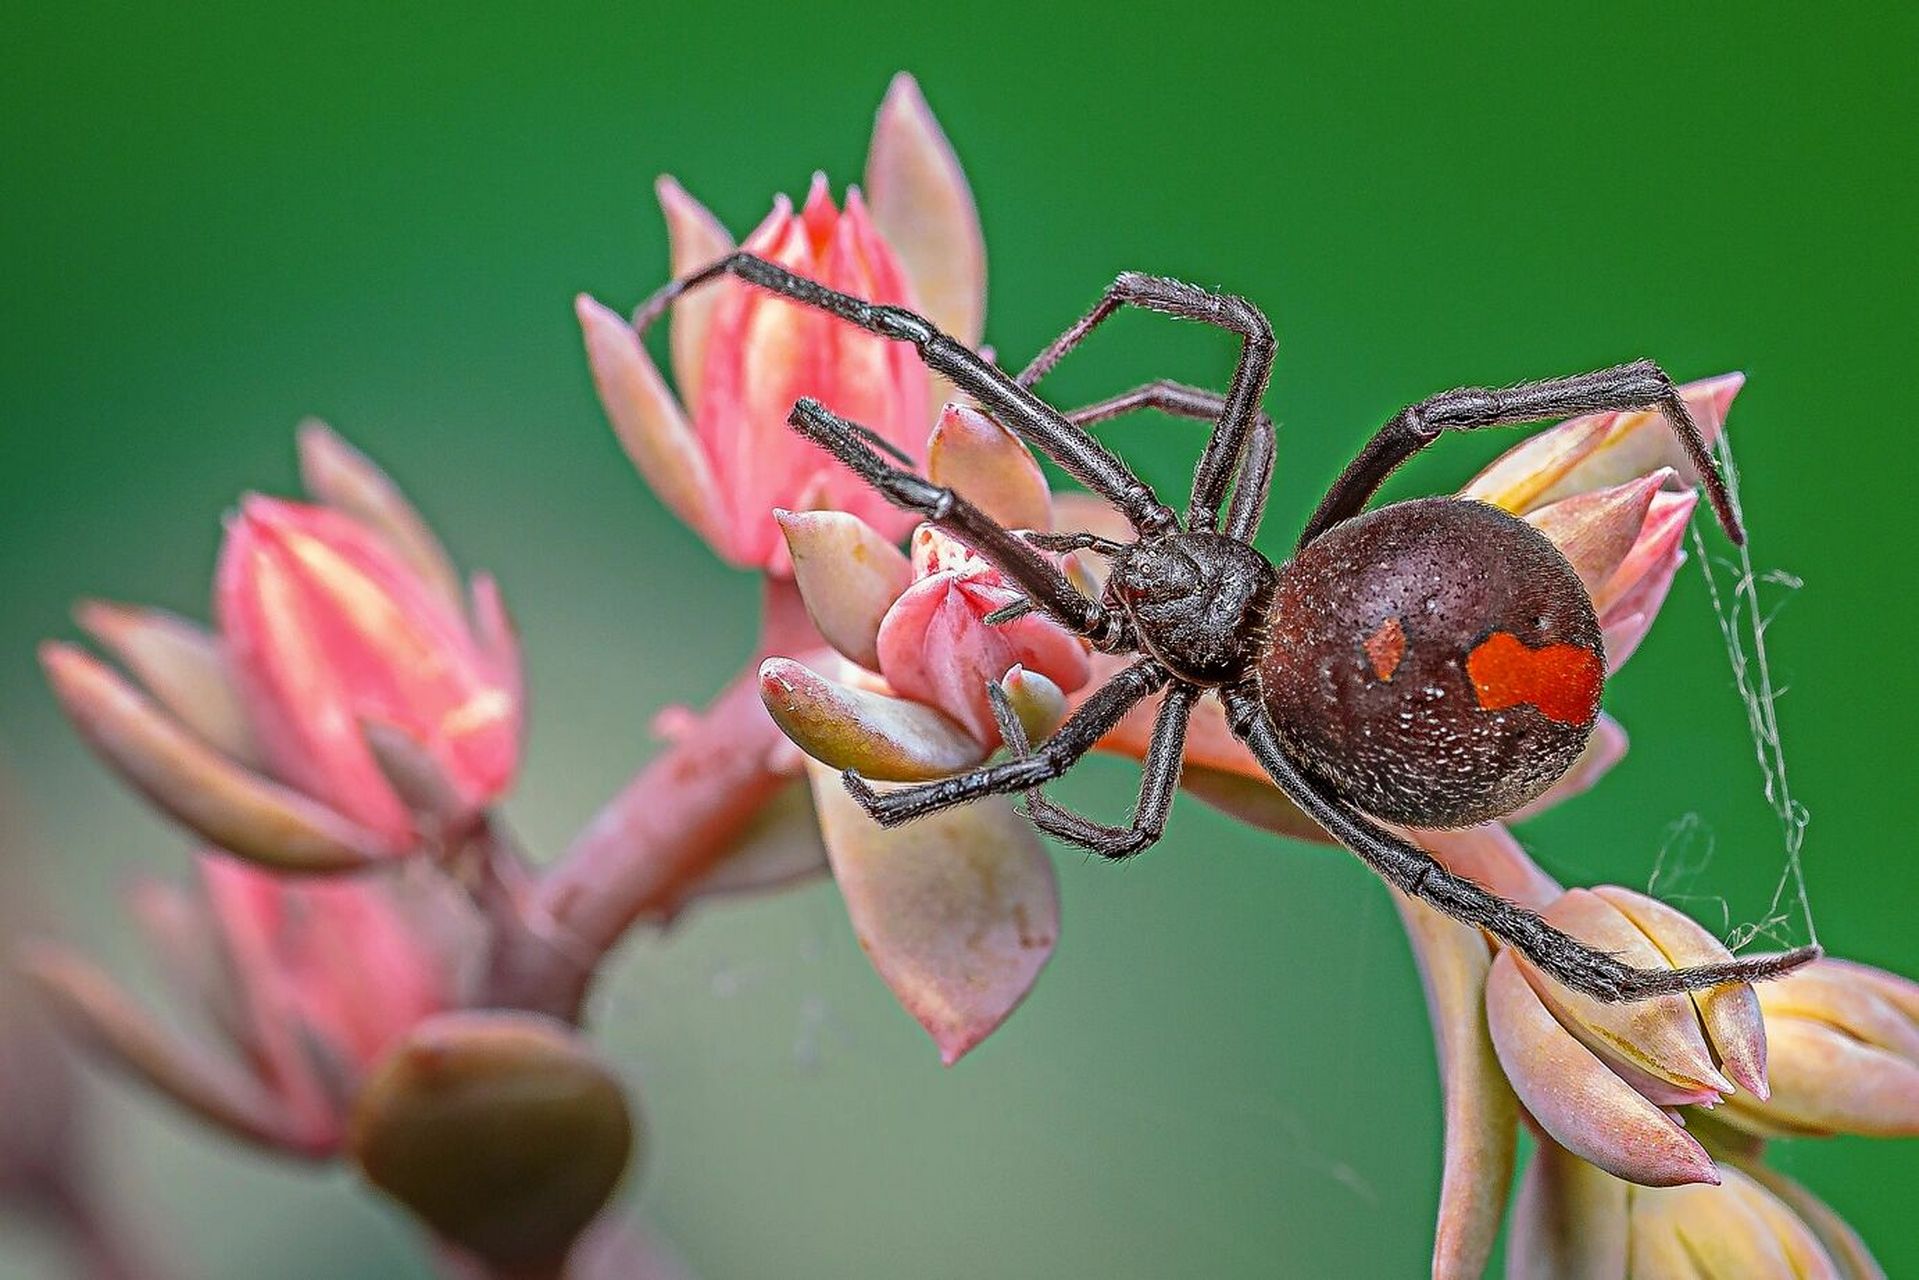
[632,253,1818,1002]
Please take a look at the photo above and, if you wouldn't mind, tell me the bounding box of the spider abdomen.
[1258,496,1602,828]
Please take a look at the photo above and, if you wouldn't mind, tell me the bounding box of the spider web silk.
[1679,430,1819,953]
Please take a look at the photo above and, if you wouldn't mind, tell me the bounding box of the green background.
[3,4,1913,1276]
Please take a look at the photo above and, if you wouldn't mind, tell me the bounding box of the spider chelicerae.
[634,253,1818,1002]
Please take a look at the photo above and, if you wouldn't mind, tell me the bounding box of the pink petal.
[926,402,1051,532]
[578,292,729,557]
[777,510,913,670]
[1729,1016,1919,1137]
[876,551,1090,746]
[1392,894,1515,1280]
[655,175,735,415]
[1518,891,1735,1101]
[1593,488,1698,621]
[297,420,464,614]
[1594,886,1769,1100]
[1524,471,1668,595]
[216,497,522,839]
[1485,949,1718,1187]
[40,642,391,871]
[74,599,259,765]
[807,759,1056,1065]
[864,73,986,346]
[19,941,332,1156]
[759,657,986,780]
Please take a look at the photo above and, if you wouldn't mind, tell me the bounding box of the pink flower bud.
[1486,887,1772,1186]
[217,496,522,849]
[25,857,467,1157]
[876,525,1091,746]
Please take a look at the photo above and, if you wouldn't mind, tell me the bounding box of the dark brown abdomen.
[1258,497,1602,828]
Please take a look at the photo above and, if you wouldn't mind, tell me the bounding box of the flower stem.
[485,576,815,1020]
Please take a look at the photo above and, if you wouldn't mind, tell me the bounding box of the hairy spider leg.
[632,252,1178,536]
[1219,683,1819,1000]
[1298,360,1744,550]
[1017,275,1277,534]
[1012,681,1199,860]
[842,661,1170,826]
[783,399,1132,650]
[1060,381,1277,542]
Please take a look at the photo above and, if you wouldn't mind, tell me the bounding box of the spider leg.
[1017,277,1277,534]
[1018,683,1198,860]
[633,252,1177,536]
[784,398,1133,651]
[1218,683,1819,1001]
[843,661,1169,826]
[1060,380,1277,541]
[1298,360,1743,549]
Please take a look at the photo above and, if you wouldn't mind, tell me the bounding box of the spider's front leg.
[990,679,1198,860]
[785,398,1131,651]
[845,662,1169,827]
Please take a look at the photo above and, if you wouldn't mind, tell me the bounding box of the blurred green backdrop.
[3,3,1914,1276]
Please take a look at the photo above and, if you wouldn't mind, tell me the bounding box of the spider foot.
[838,770,917,828]
[1023,530,1128,556]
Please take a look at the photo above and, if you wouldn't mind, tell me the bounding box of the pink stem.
[487,577,814,1020]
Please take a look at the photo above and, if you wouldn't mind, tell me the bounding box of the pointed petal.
[126,876,246,1047]
[74,599,260,766]
[1392,895,1515,1280]
[1486,949,1718,1186]
[807,759,1056,1065]
[41,643,392,870]
[926,403,1051,532]
[1594,886,1769,1100]
[296,420,464,613]
[1516,890,1734,1101]
[999,665,1067,744]
[656,175,734,414]
[577,293,728,554]
[777,510,913,670]
[1507,715,1628,823]
[1506,1139,1629,1280]
[1728,1016,1919,1137]
[864,73,985,346]
[1757,962,1919,1063]
[1524,471,1669,595]
[1741,1163,1887,1280]
[1727,1166,1847,1280]
[759,657,985,781]
[1592,488,1697,621]
[18,942,330,1155]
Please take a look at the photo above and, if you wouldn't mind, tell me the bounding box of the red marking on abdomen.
[1364,617,1406,681]
[1465,631,1602,725]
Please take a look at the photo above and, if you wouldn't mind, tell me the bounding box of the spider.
[633,253,1819,1002]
